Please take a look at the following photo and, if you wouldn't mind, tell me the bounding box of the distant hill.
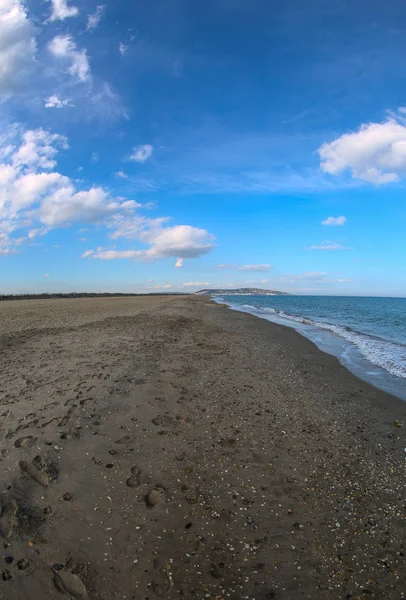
[195,287,289,296]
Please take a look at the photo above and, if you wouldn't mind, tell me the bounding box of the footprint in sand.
[114,435,132,444]
[151,558,173,597]
[145,488,166,508]
[0,499,18,539]
[19,459,49,488]
[126,465,142,488]
[53,568,88,599]
[14,436,37,449]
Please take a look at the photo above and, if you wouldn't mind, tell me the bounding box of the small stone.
[394,420,401,427]
[4,556,13,564]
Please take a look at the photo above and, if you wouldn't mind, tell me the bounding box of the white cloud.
[44,273,51,277]
[86,5,104,30]
[11,129,68,170]
[319,113,406,184]
[39,187,137,226]
[119,42,128,56]
[0,0,37,98]
[91,152,99,163]
[85,223,215,266]
[48,35,90,83]
[128,144,153,163]
[175,258,183,268]
[309,242,350,251]
[217,263,272,272]
[322,216,346,226]
[49,0,78,21]
[0,126,139,254]
[115,170,128,178]
[45,94,74,108]
[0,126,214,264]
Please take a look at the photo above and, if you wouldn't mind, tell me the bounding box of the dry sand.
[0,295,404,600]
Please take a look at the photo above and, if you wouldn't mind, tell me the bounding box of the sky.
[1,0,406,296]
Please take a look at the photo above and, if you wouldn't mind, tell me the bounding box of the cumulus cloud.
[322,216,346,226]
[0,0,37,98]
[0,126,138,253]
[217,263,272,272]
[0,126,214,265]
[48,35,90,83]
[84,223,215,266]
[115,170,128,179]
[319,113,406,184]
[49,0,78,21]
[86,5,105,31]
[175,258,183,268]
[128,144,153,163]
[309,241,350,251]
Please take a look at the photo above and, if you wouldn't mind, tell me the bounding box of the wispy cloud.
[119,42,128,56]
[217,263,272,272]
[321,216,346,226]
[86,5,105,31]
[309,241,350,251]
[128,144,153,163]
[45,95,74,108]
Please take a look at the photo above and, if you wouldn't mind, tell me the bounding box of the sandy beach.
[0,295,404,600]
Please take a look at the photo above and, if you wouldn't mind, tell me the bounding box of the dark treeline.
[0,292,186,301]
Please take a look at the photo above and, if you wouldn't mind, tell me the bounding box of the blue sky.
[1,0,406,296]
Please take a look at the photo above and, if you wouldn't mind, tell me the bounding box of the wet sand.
[0,295,404,599]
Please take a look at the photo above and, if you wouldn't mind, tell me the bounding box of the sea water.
[215,295,406,400]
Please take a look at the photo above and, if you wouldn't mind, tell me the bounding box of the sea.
[215,295,406,401]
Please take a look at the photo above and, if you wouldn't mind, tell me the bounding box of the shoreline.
[214,295,406,402]
[0,295,404,599]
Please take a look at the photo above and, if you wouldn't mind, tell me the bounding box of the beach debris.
[17,559,31,571]
[0,499,18,539]
[4,556,13,565]
[19,459,49,488]
[53,568,88,599]
[62,492,74,502]
[394,420,401,427]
